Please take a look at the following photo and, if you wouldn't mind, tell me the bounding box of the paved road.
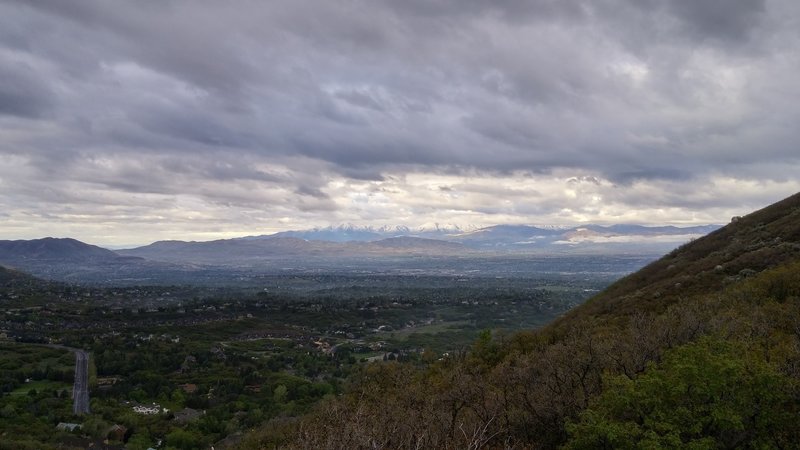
[33,344,91,415]
[72,349,90,415]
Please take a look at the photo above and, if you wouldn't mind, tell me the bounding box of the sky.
[1,0,799,246]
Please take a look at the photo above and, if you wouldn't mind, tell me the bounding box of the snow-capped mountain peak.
[415,223,479,234]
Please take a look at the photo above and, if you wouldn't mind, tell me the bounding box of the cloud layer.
[1,0,799,245]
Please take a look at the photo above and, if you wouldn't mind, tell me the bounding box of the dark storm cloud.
[381,0,589,23]
[0,64,53,118]
[13,0,259,96]
[1,0,799,243]
[594,0,772,56]
[667,0,766,41]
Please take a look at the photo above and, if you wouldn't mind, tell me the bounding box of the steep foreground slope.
[554,190,800,325]
[237,192,800,450]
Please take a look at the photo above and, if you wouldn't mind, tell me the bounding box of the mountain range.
[116,236,469,265]
[243,223,720,250]
[0,237,119,261]
[0,223,720,284]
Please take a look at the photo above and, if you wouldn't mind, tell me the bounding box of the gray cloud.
[661,0,767,48]
[1,0,799,244]
[0,63,54,118]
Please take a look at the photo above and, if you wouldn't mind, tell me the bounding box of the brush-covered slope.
[560,191,800,322]
[241,192,800,450]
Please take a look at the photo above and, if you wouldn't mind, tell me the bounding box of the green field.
[10,379,71,396]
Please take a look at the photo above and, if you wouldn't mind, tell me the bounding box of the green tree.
[82,416,111,440]
[170,388,186,408]
[273,384,288,404]
[0,404,16,419]
[565,336,799,449]
[165,428,203,450]
[125,431,153,450]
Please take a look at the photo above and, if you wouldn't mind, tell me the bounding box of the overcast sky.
[1,0,799,246]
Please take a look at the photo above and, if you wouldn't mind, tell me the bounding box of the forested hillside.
[239,192,800,449]
[0,266,35,285]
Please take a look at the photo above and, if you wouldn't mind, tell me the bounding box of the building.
[56,422,82,432]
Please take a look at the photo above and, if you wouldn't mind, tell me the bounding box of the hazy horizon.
[4,221,721,250]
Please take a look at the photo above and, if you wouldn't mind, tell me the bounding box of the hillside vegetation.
[0,266,37,285]
[559,191,800,323]
[239,192,800,449]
